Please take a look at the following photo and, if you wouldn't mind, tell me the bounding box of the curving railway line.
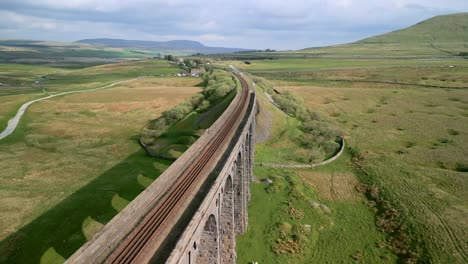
[69,72,252,264]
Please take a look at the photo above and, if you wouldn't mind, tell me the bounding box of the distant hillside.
[358,13,468,44]
[0,39,158,68]
[301,13,468,56]
[0,38,251,68]
[76,38,251,54]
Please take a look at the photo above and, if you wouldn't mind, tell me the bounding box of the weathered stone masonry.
[166,90,257,264]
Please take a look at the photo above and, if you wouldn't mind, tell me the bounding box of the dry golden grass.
[298,171,359,202]
[0,77,200,242]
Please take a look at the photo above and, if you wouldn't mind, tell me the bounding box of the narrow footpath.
[0,78,141,140]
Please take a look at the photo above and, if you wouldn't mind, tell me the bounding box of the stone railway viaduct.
[67,71,257,264]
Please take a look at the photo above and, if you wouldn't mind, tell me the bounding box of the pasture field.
[238,57,468,263]
[0,60,181,131]
[226,57,468,73]
[0,40,154,68]
[0,67,200,263]
[237,86,396,263]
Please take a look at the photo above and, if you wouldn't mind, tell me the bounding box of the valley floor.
[0,60,201,263]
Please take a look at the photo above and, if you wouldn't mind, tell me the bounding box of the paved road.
[0,78,141,141]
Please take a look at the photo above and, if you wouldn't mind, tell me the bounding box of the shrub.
[202,70,236,104]
[272,93,305,117]
[455,162,468,172]
[348,146,361,158]
[309,148,325,163]
[323,140,340,156]
[448,129,459,136]
[190,94,204,108]
[147,118,168,134]
[162,103,192,123]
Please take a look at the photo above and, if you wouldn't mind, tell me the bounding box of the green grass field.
[0,60,200,263]
[237,84,397,263]
[0,40,156,68]
[227,58,468,73]
[0,60,182,132]
[237,55,468,263]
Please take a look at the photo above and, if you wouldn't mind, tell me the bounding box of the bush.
[202,70,236,104]
[148,118,168,132]
[323,140,340,156]
[162,103,192,123]
[206,84,234,103]
[309,148,325,163]
[348,146,361,158]
[190,94,204,108]
[455,162,468,172]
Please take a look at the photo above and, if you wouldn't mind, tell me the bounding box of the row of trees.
[140,70,236,145]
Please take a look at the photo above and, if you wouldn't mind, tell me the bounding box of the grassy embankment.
[0,60,201,263]
[250,76,342,164]
[237,56,468,263]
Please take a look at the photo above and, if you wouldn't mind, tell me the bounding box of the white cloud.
[0,0,467,49]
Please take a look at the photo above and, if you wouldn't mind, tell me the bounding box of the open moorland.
[235,13,468,264]
[237,87,396,263]
[0,60,202,263]
[235,54,468,263]
[0,40,154,68]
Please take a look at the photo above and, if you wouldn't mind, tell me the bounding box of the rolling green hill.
[76,38,251,54]
[301,12,468,56]
[359,13,468,44]
[0,39,250,68]
[0,39,156,68]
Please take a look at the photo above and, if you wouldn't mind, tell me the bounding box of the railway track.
[104,72,251,263]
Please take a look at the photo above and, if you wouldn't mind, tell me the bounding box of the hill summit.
[358,12,468,44]
[302,12,468,55]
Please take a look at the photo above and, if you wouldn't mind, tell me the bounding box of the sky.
[0,0,467,50]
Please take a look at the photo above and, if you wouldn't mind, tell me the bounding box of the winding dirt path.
[0,77,142,141]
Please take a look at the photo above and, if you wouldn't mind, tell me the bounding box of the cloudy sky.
[0,0,467,50]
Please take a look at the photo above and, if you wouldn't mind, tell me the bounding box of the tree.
[309,148,325,163]
[164,55,175,61]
